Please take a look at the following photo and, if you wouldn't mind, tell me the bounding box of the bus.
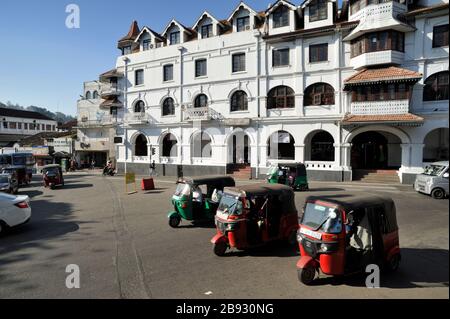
[0,153,35,180]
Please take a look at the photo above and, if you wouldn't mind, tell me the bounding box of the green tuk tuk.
[267,163,309,191]
[168,176,236,228]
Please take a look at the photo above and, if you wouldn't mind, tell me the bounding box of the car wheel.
[298,268,316,285]
[386,254,401,272]
[213,242,227,257]
[168,215,181,228]
[431,188,445,200]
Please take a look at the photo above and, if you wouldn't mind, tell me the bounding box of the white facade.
[93,0,448,183]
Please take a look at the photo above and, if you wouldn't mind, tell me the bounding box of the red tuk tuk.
[296,195,401,285]
[211,184,299,256]
[42,164,64,189]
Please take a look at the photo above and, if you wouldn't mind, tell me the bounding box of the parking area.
[0,172,448,299]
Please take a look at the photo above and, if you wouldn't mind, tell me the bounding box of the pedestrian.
[91,159,96,170]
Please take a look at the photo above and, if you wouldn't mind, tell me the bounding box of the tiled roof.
[345,67,423,85]
[342,113,424,124]
[18,132,76,147]
[119,20,140,42]
[405,3,449,16]
[0,107,55,121]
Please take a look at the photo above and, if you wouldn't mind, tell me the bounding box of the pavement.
[0,171,448,299]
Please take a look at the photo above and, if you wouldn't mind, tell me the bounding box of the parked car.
[414,161,449,199]
[0,172,19,194]
[0,193,31,235]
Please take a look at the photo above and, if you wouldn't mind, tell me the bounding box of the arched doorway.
[423,128,449,163]
[134,134,148,157]
[228,131,251,164]
[267,131,295,160]
[191,131,212,159]
[351,131,401,170]
[161,133,178,157]
[305,130,335,162]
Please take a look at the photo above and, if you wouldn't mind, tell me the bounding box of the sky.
[0,0,343,116]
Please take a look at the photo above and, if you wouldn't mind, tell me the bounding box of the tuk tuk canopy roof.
[178,176,235,187]
[306,194,398,231]
[225,183,297,215]
[277,162,307,175]
[43,164,62,169]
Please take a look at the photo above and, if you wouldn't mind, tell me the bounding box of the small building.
[0,107,58,147]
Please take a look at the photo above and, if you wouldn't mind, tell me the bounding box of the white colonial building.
[95,0,448,183]
[75,80,120,167]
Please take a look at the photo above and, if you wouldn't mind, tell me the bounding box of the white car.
[0,193,31,235]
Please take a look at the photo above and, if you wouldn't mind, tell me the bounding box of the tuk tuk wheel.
[431,188,446,200]
[298,268,316,285]
[168,215,181,228]
[386,254,401,272]
[213,242,227,257]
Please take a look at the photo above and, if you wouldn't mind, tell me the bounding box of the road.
[0,172,448,299]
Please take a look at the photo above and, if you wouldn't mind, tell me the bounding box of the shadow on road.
[224,241,299,258]
[307,247,449,289]
[304,188,345,193]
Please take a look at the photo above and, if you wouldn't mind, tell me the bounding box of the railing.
[351,99,409,115]
[133,156,150,162]
[78,115,121,127]
[191,157,212,164]
[125,113,152,125]
[101,85,121,97]
[305,161,336,170]
[184,107,211,121]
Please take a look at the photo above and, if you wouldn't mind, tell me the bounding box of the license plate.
[300,227,322,240]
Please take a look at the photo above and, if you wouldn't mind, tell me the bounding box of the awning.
[53,151,71,158]
[100,97,123,108]
[342,113,424,126]
[344,66,422,88]
[343,18,415,42]
[99,69,124,82]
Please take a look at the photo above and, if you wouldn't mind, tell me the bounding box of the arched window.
[309,131,335,161]
[267,86,295,109]
[134,100,145,113]
[162,98,175,116]
[162,133,178,157]
[192,131,212,158]
[194,94,208,108]
[93,91,99,99]
[230,91,248,112]
[134,134,148,156]
[85,91,92,100]
[267,130,295,160]
[423,71,449,101]
[304,83,335,106]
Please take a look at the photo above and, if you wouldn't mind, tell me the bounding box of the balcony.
[351,99,409,115]
[184,107,211,121]
[78,115,121,128]
[351,50,404,70]
[125,113,152,125]
[349,1,407,23]
[100,85,121,99]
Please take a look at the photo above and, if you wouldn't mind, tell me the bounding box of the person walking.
[91,159,96,170]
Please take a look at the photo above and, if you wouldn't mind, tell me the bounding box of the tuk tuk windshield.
[0,176,9,184]
[174,183,190,197]
[218,194,242,216]
[44,168,59,176]
[423,165,447,176]
[302,203,342,234]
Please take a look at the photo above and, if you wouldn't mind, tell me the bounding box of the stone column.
[295,144,305,163]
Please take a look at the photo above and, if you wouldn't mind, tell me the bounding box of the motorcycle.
[103,166,115,176]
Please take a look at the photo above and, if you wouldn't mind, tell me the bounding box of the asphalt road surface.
[0,172,448,299]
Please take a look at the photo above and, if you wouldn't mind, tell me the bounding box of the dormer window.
[237,16,250,32]
[170,31,180,45]
[201,24,213,39]
[309,0,328,22]
[122,46,132,55]
[273,6,290,28]
[143,39,151,51]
